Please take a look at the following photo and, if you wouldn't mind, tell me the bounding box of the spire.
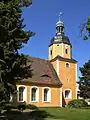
[56,12,64,35]
[58,12,62,21]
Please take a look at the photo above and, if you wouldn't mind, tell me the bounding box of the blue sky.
[20,0,90,80]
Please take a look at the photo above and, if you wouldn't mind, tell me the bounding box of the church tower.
[49,13,77,106]
[49,13,72,60]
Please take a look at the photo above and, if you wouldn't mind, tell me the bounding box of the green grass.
[39,107,90,120]
[3,107,90,120]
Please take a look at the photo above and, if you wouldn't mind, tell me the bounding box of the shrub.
[11,101,26,109]
[17,104,26,111]
[10,102,26,111]
[4,104,12,111]
[67,99,88,108]
[26,104,38,110]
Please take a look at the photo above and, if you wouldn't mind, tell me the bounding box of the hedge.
[67,99,88,108]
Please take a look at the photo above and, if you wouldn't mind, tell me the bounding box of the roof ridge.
[28,56,49,61]
[50,55,77,63]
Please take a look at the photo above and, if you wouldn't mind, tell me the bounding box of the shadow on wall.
[62,93,66,107]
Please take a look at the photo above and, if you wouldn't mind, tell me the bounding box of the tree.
[79,60,90,98]
[80,16,90,40]
[0,0,34,105]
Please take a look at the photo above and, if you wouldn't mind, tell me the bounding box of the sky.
[19,0,90,80]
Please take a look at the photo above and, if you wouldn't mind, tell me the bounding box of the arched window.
[44,88,49,101]
[17,85,26,102]
[65,49,68,54]
[50,50,52,55]
[66,62,70,68]
[64,89,72,99]
[30,87,39,102]
[19,87,24,101]
[31,88,37,101]
[42,87,51,102]
[61,27,64,33]
[56,26,59,33]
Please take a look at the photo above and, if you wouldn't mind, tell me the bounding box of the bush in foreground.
[67,99,88,108]
[17,104,26,111]
[4,104,12,111]
[26,104,38,110]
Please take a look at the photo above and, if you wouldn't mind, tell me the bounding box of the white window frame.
[30,86,39,103]
[65,62,70,68]
[42,87,51,103]
[64,89,72,99]
[17,85,27,102]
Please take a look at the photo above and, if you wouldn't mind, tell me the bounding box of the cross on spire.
[58,12,62,21]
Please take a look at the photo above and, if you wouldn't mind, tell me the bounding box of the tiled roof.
[50,55,77,63]
[21,57,62,86]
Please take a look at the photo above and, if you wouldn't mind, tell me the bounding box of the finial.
[58,12,62,21]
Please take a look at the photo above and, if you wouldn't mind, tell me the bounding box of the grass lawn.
[3,107,90,120]
[39,107,90,120]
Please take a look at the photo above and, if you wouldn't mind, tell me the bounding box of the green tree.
[0,0,34,105]
[79,60,90,98]
[80,16,90,40]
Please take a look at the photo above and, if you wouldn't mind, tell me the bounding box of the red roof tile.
[22,57,61,86]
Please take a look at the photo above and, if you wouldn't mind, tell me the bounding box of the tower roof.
[49,34,71,46]
[56,20,64,27]
[49,12,71,46]
[56,12,64,27]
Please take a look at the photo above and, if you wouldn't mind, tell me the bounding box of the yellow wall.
[63,44,71,59]
[48,43,71,60]
[49,41,76,106]
[51,60,77,106]
[17,84,61,107]
[49,43,62,60]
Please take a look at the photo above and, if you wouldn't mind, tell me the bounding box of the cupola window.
[61,27,64,32]
[65,49,68,54]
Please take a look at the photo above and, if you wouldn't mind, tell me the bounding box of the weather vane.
[58,12,62,21]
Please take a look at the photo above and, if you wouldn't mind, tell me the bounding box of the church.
[16,15,77,107]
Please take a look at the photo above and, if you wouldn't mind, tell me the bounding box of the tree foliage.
[0,0,34,104]
[79,60,90,98]
[80,16,90,40]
